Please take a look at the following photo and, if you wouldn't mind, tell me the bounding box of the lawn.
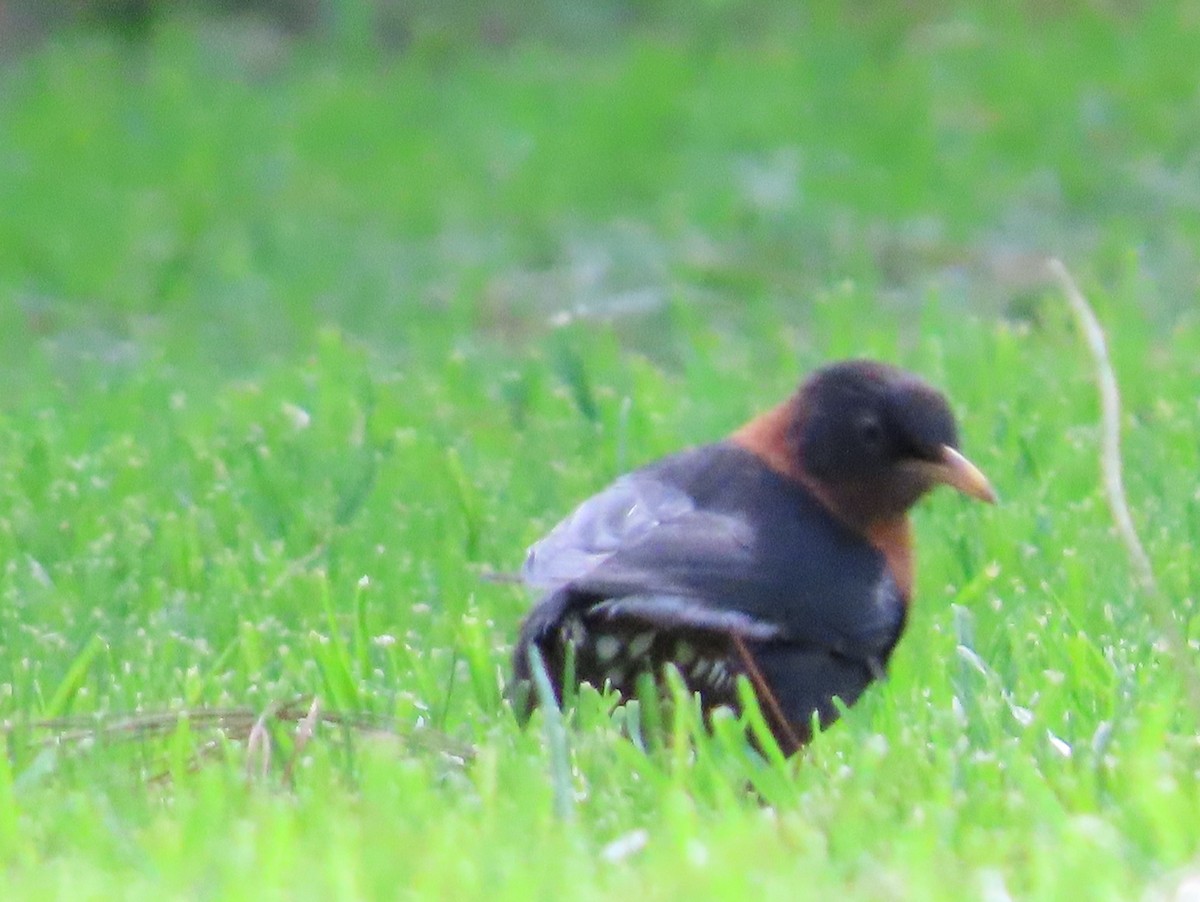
[1,3,1200,898]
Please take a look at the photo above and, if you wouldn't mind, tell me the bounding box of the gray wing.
[522,472,754,590]
[520,466,900,661]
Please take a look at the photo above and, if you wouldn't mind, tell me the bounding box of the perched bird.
[511,360,994,754]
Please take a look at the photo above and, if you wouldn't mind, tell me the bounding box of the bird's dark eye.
[856,414,884,446]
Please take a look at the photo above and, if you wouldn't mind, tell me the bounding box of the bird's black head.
[789,360,994,526]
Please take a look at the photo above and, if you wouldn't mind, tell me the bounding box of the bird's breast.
[863,516,914,602]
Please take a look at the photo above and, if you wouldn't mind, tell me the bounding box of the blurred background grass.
[1,0,1197,391]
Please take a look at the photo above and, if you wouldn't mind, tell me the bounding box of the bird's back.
[513,442,908,751]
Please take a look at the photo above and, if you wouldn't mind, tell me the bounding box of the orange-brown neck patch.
[864,516,914,601]
[730,400,804,484]
[731,397,842,520]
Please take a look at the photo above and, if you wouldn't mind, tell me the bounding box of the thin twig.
[283,697,322,786]
[11,699,466,755]
[10,697,473,789]
[246,712,272,782]
[1048,257,1200,718]
[730,634,802,757]
[1048,259,1156,593]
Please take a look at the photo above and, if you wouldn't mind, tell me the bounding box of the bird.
[510,359,995,755]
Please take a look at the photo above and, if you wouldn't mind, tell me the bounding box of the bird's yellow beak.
[929,445,997,503]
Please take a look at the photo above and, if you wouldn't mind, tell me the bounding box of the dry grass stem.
[1048,257,1200,719]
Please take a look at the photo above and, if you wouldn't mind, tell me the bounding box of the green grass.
[2,4,1200,899]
